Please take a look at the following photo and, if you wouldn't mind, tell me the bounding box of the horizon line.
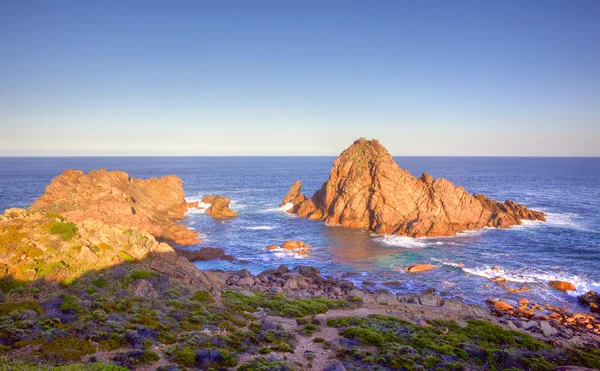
[1,155,599,159]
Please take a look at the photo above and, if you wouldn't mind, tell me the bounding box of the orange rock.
[205,195,238,219]
[548,280,576,292]
[404,264,436,273]
[28,169,200,245]
[282,240,300,250]
[518,298,529,306]
[492,266,500,271]
[457,262,465,267]
[507,286,530,293]
[266,245,278,251]
[494,301,514,312]
[283,138,545,237]
[482,284,490,288]
[201,195,216,204]
[489,276,506,283]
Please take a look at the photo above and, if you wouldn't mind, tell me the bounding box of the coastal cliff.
[29,169,201,245]
[283,138,546,237]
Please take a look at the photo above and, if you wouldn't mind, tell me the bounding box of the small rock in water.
[405,264,436,273]
[548,280,576,292]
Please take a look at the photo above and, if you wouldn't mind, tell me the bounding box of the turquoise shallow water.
[1,156,599,310]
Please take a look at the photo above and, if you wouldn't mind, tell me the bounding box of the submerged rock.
[282,138,545,237]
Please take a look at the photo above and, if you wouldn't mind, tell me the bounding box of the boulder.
[324,360,346,371]
[262,316,297,331]
[549,280,576,292]
[540,320,559,336]
[405,264,436,273]
[283,138,545,237]
[131,279,158,298]
[577,291,600,313]
[205,195,238,219]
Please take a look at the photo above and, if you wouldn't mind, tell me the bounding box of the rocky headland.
[29,169,202,245]
[282,138,546,237]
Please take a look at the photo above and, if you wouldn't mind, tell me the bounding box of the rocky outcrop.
[0,209,221,292]
[204,195,238,219]
[283,138,545,237]
[173,247,235,262]
[29,169,200,245]
[578,291,600,313]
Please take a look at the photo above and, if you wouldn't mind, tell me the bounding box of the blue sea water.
[1,156,599,310]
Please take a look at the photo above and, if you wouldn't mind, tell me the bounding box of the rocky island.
[0,169,599,371]
[282,138,546,237]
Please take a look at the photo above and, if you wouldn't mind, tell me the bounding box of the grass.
[41,337,96,362]
[129,270,157,280]
[48,222,78,240]
[223,290,346,318]
[327,315,600,370]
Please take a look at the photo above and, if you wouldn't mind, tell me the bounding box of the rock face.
[204,195,238,219]
[29,169,200,245]
[283,138,545,237]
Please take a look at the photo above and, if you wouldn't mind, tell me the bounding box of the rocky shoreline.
[1,161,599,370]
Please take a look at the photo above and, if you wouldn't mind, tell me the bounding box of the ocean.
[1,156,599,310]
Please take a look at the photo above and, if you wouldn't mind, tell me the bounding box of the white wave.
[263,202,294,212]
[185,201,212,215]
[243,226,276,230]
[229,200,247,211]
[461,265,600,296]
[378,235,436,248]
[376,228,485,248]
[269,248,309,259]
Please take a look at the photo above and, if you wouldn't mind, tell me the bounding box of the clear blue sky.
[1,0,599,156]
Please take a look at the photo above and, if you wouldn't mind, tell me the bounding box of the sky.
[1,0,599,156]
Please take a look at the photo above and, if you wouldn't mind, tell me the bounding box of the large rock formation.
[282,138,545,237]
[29,169,200,245]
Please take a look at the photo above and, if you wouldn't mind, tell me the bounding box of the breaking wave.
[243,226,276,230]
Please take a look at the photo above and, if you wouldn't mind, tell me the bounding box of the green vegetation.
[46,212,64,220]
[328,315,600,370]
[48,222,78,240]
[224,290,346,317]
[129,270,157,280]
[118,250,136,263]
[237,357,296,371]
[0,360,128,371]
[192,290,215,303]
[41,337,96,362]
